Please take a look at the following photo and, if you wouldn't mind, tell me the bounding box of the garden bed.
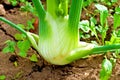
[1,0,120,80]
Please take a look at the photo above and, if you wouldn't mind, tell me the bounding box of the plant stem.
[68,0,83,45]
[32,0,48,36]
[32,0,46,19]
[0,17,27,35]
[67,44,120,62]
[59,0,68,16]
[91,44,120,54]
[69,0,83,30]
[47,0,58,19]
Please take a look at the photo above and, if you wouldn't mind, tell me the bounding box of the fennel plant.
[0,0,120,65]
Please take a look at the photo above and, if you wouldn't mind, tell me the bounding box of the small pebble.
[0,4,6,16]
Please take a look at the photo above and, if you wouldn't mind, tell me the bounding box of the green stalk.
[47,0,68,18]
[0,17,27,35]
[67,44,120,62]
[47,0,58,18]
[62,0,68,16]
[92,44,120,54]
[59,0,68,16]
[68,0,83,44]
[32,0,50,38]
[32,0,46,19]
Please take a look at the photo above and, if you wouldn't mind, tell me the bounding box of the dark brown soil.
[1,1,120,80]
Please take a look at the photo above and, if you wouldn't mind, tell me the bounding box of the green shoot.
[14,61,18,67]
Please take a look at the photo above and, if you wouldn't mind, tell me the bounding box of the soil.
[0,1,120,80]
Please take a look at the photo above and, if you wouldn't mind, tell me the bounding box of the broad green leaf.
[100,11,108,26]
[14,33,26,40]
[113,7,120,29]
[95,4,108,26]
[113,13,120,29]
[17,40,31,57]
[2,40,15,53]
[19,51,27,58]
[79,20,90,33]
[115,6,120,13]
[17,40,30,52]
[95,4,107,12]
[100,58,113,80]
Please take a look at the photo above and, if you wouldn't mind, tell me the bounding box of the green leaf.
[0,75,6,80]
[95,4,108,12]
[14,33,26,40]
[115,6,120,13]
[26,20,34,31]
[20,1,34,13]
[2,40,15,53]
[17,40,31,52]
[17,40,31,57]
[113,7,120,29]
[111,0,117,3]
[95,4,108,26]
[90,17,97,36]
[17,24,25,29]
[110,58,116,67]
[79,20,90,33]
[9,0,18,6]
[19,51,27,58]
[20,0,26,3]
[29,54,38,62]
[100,58,113,80]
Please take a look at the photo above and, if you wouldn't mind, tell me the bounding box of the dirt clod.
[0,4,6,15]
[32,64,44,72]
[9,55,18,62]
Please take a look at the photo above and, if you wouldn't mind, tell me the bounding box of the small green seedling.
[8,0,26,6]
[101,0,118,6]
[29,54,38,62]
[100,58,113,80]
[95,4,109,45]
[2,40,16,53]
[79,17,100,43]
[0,75,6,80]
[1,0,120,65]
[2,39,31,58]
